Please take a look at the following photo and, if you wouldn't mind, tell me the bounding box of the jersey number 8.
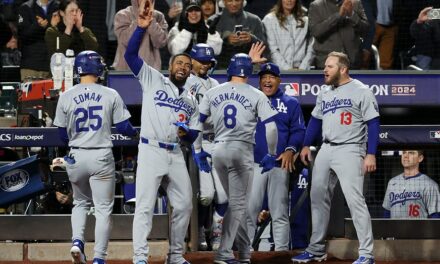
[224,105,237,129]
[74,106,103,132]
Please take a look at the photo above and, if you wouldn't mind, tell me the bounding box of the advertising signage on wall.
[107,71,440,107]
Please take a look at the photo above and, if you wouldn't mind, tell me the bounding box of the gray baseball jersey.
[198,82,277,143]
[132,63,200,264]
[305,79,379,259]
[54,83,131,147]
[185,74,219,134]
[199,82,277,261]
[136,64,200,142]
[312,79,379,143]
[186,73,226,195]
[383,173,440,218]
[54,83,130,260]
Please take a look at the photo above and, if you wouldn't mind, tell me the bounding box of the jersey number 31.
[74,106,103,132]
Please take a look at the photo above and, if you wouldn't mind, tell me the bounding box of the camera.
[53,181,72,195]
[427,8,440,19]
[234,25,243,36]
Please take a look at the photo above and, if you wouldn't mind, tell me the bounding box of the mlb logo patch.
[430,131,440,139]
[283,83,299,97]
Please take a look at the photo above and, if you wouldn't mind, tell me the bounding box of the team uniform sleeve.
[287,100,306,152]
[188,98,201,131]
[197,92,211,130]
[53,93,67,128]
[361,89,380,122]
[257,93,278,122]
[311,90,323,119]
[382,180,392,211]
[424,180,440,216]
[112,91,132,124]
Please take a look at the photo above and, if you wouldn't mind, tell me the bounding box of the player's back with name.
[200,82,276,144]
[57,83,125,148]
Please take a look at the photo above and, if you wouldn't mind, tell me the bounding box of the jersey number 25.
[74,106,103,132]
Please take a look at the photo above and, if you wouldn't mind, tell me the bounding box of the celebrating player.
[246,62,306,251]
[124,1,203,263]
[185,43,228,251]
[383,150,440,219]
[54,50,138,264]
[292,51,380,264]
[196,53,278,264]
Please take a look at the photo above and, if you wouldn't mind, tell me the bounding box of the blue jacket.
[254,88,306,164]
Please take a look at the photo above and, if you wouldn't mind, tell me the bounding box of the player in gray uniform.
[124,1,204,264]
[383,150,440,219]
[196,53,279,264]
[186,43,228,251]
[292,52,380,264]
[54,51,137,264]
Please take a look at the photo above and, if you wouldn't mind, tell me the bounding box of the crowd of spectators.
[1,0,439,77]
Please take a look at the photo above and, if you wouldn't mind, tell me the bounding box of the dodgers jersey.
[311,79,379,144]
[54,83,131,148]
[185,74,220,134]
[382,173,440,218]
[136,63,200,143]
[198,82,278,144]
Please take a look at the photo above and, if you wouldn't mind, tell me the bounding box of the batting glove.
[193,149,212,173]
[173,121,190,133]
[259,154,277,174]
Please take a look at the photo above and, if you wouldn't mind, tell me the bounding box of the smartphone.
[427,8,440,19]
[234,25,243,35]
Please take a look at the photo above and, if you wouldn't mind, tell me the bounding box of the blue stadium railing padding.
[107,70,440,106]
[0,125,439,148]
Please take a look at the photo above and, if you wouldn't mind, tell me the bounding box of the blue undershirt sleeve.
[199,113,208,123]
[115,119,138,137]
[383,209,390,218]
[303,116,322,147]
[57,127,69,145]
[367,117,380,155]
[124,26,146,76]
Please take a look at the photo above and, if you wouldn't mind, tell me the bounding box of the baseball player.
[185,43,228,251]
[124,1,205,264]
[54,50,138,264]
[292,52,380,264]
[196,53,279,264]
[383,150,440,219]
[246,62,306,251]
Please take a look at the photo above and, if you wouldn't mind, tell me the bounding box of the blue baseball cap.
[258,62,280,77]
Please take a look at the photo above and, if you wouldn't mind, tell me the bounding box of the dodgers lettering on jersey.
[383,173,440,218]
[53,83,131,148]
[321,98,353,114]
[136,63,199,143]
[198,82,277,144]
[311,79,379,144]
[154,90,196,117]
